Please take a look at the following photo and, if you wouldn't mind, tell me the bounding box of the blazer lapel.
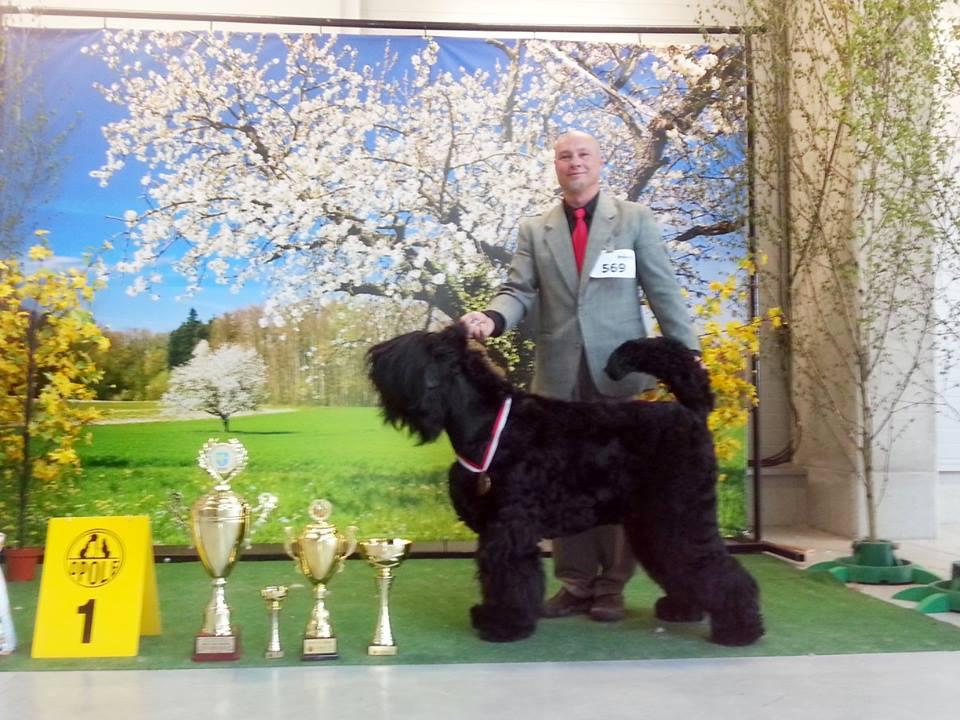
[578,192,617,297]
[543,203,579,296]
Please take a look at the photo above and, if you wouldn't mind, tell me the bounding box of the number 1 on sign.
[77,599,95,644]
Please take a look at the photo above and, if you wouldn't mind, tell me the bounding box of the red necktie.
[572,207,588,274]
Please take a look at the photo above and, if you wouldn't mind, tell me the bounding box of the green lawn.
[33,408,459,544]
[4,407,749,545]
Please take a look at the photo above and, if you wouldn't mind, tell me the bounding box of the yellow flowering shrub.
[654,257,783,477]
[0,234,109,546]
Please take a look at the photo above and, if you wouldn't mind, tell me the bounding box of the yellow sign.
[32,516,161,658]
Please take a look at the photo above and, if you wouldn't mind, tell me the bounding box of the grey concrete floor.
[2,652,959,720]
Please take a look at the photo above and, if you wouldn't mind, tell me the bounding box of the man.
[460,130,699,622]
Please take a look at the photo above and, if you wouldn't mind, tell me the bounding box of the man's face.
[554,134,602,198]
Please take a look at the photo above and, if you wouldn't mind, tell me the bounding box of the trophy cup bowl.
[260,585,288,659]
[191,439,251,661]
[284,499,357,660]
[360,538,412,656]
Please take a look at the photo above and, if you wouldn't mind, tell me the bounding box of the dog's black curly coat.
[367,325,764,646]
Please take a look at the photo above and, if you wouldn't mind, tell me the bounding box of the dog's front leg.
[470,518,544,642]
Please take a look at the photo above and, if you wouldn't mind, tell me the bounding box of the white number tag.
[590,249,636,278]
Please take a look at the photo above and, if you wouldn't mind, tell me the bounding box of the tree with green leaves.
[93,328,169,400]
[167,307,209,368]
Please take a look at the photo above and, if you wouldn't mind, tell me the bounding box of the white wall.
[935,3,960,525]
[5,1,733,31]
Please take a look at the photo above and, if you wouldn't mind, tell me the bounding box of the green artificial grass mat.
[2,554,958,671]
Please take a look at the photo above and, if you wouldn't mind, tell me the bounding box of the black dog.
[367,325,763,646]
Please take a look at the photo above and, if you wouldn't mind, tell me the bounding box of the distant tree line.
[93,298,435,405]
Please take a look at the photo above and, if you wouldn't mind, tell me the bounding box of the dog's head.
[366,324,473,444]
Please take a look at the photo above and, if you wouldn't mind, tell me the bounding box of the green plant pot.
[852,539,898,567]
[893,580,960,613]
[806,539,941,586]
[834,555,915,584]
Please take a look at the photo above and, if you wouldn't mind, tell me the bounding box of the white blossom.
[161,343,268,430]
[85,30,746,320]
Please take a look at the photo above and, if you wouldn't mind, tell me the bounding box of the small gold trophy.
[360,538,412,656]
[191,439,251,661]
[260,585,288,659]
[284,500,357,660]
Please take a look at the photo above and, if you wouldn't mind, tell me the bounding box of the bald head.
[553,131,601,156]
[553,131,603,205]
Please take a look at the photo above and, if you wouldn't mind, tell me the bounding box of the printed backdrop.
[1,27,751,543]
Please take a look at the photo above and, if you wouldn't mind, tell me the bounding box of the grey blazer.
[488,191,698,399]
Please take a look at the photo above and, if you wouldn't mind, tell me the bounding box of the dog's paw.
[708,618,765,647]
[654,595,705,623]
[470,604,537,643]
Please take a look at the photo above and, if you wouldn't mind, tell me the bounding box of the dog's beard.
[379,392,446,444]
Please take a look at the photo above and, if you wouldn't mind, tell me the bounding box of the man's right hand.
[459,311,495,341]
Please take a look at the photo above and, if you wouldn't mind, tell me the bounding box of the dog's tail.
[604,337,714,416]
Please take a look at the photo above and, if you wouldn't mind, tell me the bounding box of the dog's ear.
[366,329,450,445]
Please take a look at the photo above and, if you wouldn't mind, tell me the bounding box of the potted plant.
[0,238,109,580]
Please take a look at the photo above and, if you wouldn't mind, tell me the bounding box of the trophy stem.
[305,583,333,639]
[202,577,233,636]
[266,604,283,658]
[301,580,338,659]
[370,569,396,651]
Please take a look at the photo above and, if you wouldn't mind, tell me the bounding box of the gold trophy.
[284,500,357,660]
[191,438,251,661]
[260,585,288,659]
[360,538,412,656]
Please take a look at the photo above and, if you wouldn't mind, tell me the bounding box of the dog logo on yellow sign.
[65,528,124,588]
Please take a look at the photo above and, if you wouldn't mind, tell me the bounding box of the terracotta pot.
[3,546,43,582]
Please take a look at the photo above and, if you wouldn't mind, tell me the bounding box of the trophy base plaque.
[302,637,338,660]
[368,644,398,657]
[193,633,241,662]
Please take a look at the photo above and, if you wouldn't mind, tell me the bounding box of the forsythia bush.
[692,258,783,472]
[0,235,109,546]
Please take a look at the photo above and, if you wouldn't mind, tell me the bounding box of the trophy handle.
[337,525,359,573]
[283,526,299,562]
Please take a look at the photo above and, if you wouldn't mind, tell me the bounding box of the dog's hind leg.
[470,518,545,642]
[665,546,764,646]
[624,522,705,623]
[627,521,763,645]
